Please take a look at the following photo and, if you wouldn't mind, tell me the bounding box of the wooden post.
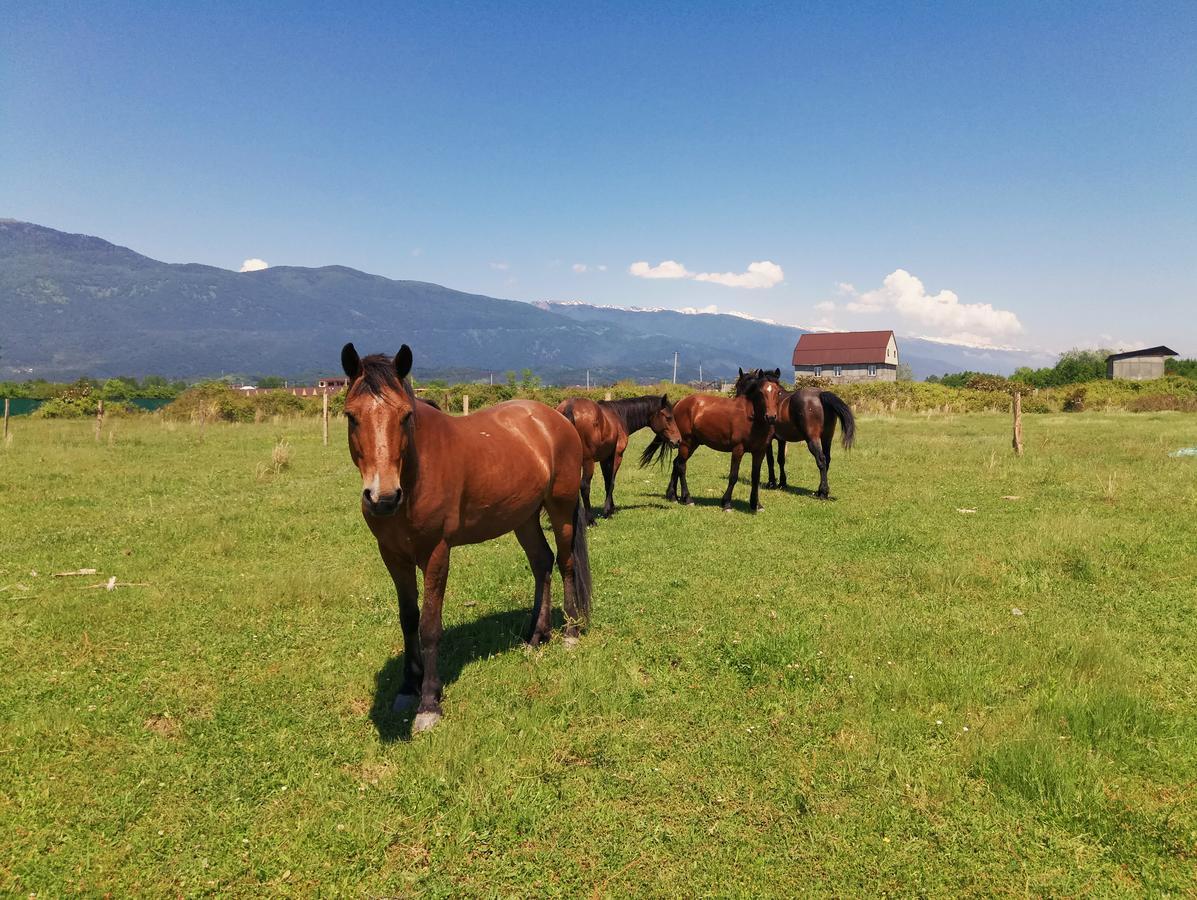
[322,392,329,446]
[462,394,470,416]
[94,399,104,442]
[1012,391,1024,456]
[3,398,8,439]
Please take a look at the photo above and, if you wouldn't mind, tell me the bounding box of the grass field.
[2,411,1196,895]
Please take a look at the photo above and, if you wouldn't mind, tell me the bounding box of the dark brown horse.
[556,395,682,525]
[763,379,856,498]
[341,343,592,733]
[643,368,782,512]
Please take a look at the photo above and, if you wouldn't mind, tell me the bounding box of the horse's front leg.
[413,541,450,733]
[721,448,743,511]
[778,439,788,489]
[380,547,422,710]
[750,450,765,512]
[764,439,778,489]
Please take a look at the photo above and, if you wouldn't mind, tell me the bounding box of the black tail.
[571,494,592,623]
[820,391,856,449]
[639,431,675,468]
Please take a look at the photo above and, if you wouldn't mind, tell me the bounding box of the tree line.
[927,349,1197,388]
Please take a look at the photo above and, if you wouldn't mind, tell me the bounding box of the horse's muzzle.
[765,415,778,424]
[363,489,402,517]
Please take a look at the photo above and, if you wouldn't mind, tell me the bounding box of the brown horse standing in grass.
[341,343,592,733]
[763,381,856,498]
[643,368,782,512]
[556,395,681,525]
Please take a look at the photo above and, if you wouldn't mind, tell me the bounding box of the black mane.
[601,395,669,432]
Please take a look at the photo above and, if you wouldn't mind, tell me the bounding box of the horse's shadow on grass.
[762,484,837,501]
[684,495,760,514]
[369,607,536,743]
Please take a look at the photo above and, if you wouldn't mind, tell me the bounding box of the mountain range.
[0,220,1052,382]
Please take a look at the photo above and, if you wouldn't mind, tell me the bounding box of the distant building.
[792,330,899,383]
[1106,346,1176,380]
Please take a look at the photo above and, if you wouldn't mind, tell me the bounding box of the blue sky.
[3,1,1194,354]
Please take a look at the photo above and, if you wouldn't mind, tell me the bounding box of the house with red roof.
[792,330,899,383]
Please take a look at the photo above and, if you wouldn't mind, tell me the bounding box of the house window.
[814,366,822,376]
[834,365,843,377]
[868,364,877,377]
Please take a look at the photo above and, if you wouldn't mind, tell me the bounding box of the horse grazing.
[643,368,782,512]
[341,343,592,733]
[763,380,856,498]
[556,395,681,525]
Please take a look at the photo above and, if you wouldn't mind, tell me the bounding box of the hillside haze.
[0,221,1049,381]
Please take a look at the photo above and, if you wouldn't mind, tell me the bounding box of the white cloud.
[490,261,510,271]
[679,304,720,314]
[572,263,588,273]
[836,282,855,295]
[597,264,608,272]
[629,259,692,279]
[843,269,1022,343]
[815,300,836,312]
[693,260,784,289]
[629,258,784,289]
[239,258,269,272]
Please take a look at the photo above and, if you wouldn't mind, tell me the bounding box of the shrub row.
[150,374,1197,423]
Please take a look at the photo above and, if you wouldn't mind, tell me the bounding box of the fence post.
[1012,391,1024,456]
[463,394,469,416]
[322,392,329,446]
[94,399,104,442]
[3,398,8,439]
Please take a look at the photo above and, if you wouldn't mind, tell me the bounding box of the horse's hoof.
[412,711,442,733]
[392,693,418,712]
[562,635,580,650]
[764,482,777,490]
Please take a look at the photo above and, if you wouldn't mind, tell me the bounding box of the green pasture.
[1,412,1195,895]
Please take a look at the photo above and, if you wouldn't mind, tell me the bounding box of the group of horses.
[338,343,855,732]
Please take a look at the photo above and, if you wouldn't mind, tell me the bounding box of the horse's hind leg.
[778,439,789,489]
[599,454,616,518]
[514,516,555,646]
[545,498,583,643]
[807,437,829,498]
[580,458,598,526]
[721,447,744,511]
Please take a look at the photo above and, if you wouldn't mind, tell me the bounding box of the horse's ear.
[395,344,413,381]
[341,343,361,380]
[661,394,668,404]
[738,367,744,377]
[772,368,780,378]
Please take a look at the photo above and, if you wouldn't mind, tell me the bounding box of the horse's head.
[735,367,782,424]
[341,342,416,517]
[649,395,682,448]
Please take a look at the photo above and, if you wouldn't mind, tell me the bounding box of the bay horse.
[762,379,856,498]
[555,395,682,525]
[642,368,782,512]
[341,343,592,733]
